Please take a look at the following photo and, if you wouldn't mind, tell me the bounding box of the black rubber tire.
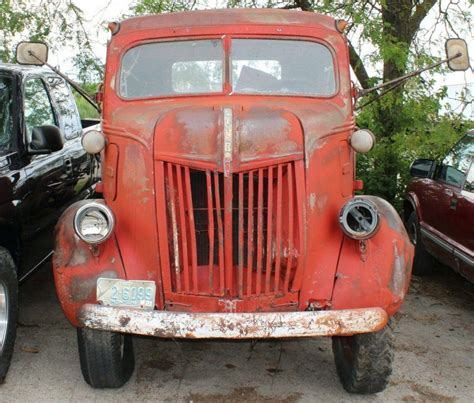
[406,211,434,276]
[332,321,394,394]
[77,328,134,388]
[0,247,18,384]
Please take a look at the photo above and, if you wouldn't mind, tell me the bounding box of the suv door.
[20,76,69,274]
[454,153,474,279]
[421,133,473,268]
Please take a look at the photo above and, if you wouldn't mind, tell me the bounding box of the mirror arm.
[27,50,101,113]
[356,78,407,110]
[358,52,462,98]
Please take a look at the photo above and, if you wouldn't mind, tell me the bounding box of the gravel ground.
[0,263,473,402]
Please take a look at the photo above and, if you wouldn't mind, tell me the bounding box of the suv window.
[464,161,474,193]
[24,78,57,143]
[47,76,82,139]
[437,133,474,187]
[0,76,14,153]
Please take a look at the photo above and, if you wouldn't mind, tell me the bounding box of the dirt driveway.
[0,264,473,402]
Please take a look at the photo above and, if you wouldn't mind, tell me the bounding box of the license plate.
[97,278,156,310]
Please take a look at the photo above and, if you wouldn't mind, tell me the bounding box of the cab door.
[20,76,69,273]
[46,75,96,202]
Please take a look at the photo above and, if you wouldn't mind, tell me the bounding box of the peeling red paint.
[53,9,413,339]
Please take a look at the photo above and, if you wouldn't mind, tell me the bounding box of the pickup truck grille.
[156,161,303,298]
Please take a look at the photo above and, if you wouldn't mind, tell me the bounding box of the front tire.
[0,248,18,383]
[77,328,134,388]
[406,211,434,276]
[332,321,394,394]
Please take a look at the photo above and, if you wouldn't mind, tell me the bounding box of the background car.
[405,130,474,281]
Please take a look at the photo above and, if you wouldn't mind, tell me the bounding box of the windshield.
[232,39,335,96]
[0,76,14,152]
[120,39,224,98]
[119,38,336,99]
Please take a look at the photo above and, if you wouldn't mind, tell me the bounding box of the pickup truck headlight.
[74,202,115,244]
[339,198,380,240]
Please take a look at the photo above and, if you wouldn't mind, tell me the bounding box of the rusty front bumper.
[78,305,388,338]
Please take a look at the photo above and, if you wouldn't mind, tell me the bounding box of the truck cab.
[53,9,414,393]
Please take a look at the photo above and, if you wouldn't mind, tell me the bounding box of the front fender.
[331,196,414,316]
[53,199,127,327]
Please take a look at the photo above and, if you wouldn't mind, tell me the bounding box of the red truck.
[28,9,466,394]
[405,130,474,281]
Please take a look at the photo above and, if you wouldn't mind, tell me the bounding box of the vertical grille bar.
[283,163,294,292]
[184,166,199,293]
[155,162,172,293]
[224,173,233,295]
[206,171,215,293]
[273,164,283,292]
[246,171,254,295]
[291,160,306,292]
[176,166,190,292]
[238,173,244,297]
[255,168,264,295]
[214,172,225,295]
[264,167,274,294]
[167,163,181,293]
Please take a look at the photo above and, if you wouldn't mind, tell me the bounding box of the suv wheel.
[332,321,393,394]
[77,327,134,388]
[406,211,434,275]
[0,247,18,383]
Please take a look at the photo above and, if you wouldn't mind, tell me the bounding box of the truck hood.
[153,106,304,171]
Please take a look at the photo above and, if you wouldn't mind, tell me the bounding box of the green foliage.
[356,83,473,210]
[72,83,100,119]
[0,0,98,77]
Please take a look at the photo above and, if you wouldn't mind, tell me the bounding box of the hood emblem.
[223,108,233,177]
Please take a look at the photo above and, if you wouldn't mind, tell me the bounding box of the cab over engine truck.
[40,9,468,393]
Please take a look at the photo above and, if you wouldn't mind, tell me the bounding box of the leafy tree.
[0,0,103,118]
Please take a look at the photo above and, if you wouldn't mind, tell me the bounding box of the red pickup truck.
[405,130,474,281]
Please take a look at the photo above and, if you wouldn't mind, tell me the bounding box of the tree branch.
[348,40,371,89]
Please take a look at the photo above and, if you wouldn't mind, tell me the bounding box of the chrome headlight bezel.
[339,198,380,240]
[73,202,115,244]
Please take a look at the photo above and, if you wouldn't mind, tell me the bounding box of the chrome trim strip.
[223,107,233,177]
[420,227,474,267]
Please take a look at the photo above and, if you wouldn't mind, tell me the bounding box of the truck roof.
[0,63,52,76]
[119,9,337,34]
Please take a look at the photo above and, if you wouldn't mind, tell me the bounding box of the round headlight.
[81,130,105,154]
[350,129,375,153]
[339,198,380,240]
[74,202,115,244]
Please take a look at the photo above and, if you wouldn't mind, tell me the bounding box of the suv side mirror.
[29,125,64,154]
[410,159,435,178]
[16,41,49,65]
[445,39,470,71]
